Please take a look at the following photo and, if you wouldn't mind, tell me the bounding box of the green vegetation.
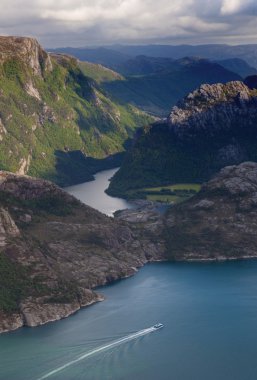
[0,254,33,313]
[0,251,80,312]
[124,183,201,203]
[107,110,257,199]
[25,195,76,216]
[102,59,241,116]
[144,183,201,192]
[79,61,124,84]
[0,50,152,186]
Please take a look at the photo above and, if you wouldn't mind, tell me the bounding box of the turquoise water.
[1,171,257,379]
[1,261,257,379]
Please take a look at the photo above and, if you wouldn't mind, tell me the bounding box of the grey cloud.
[0,0,256,47]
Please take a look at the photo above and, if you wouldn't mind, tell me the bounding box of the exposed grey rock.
[168,81,257,139]
[0,36,52,76]
[0,172,164,333]
[165,162,257,260]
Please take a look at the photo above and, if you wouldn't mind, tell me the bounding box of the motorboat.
[153,323,164,329]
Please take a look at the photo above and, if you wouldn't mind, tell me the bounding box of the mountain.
[107,80,257,197]
[217,58,257,78]
[3,162,257,332]
[113,55,177,76]
[164,162,257,260]
[103,57,241,116]
[79,61,124,83]
[48,47,130,68]
[111,44,257,69]
[0,36,152,186]
[114,55,255,78]
[115,161,257,261]
[50,48,242,116]
[51,44,257,69]
[0,171,164,333]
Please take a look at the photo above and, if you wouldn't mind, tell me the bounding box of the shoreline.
[2,255,257,334]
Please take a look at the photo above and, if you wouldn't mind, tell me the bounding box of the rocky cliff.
[164,162,257,260]
[0,36,152,186]
[3,162,257,333]
[0,171,164,333]
[0,36,52,76]
[108,80,257,197]
[116,162,257,261]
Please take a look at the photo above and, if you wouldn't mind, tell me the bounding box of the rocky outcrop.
[0,36,52,76]
[108,80,257,196]
[168,81,257,138]
[164,162,257,260]
[3,163,257,333]
[0,172,163,333]
[115,161,257,262]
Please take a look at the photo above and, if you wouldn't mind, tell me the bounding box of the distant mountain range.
[50,43,257,70]
[102,57,241,116]
[110,44,257,69]
[50,45,257,116]
[78,56,242,117]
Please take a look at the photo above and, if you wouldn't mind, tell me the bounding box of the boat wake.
[36,325,163,380]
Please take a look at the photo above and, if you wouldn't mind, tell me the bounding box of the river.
[65,168,133,216]
[1,169,257,380]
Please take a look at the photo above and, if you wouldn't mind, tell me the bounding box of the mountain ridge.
[0,36,152,186]
[107,79,257,196]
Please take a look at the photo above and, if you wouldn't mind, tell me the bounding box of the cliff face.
[165,162,257,260]
[0,36,52,76]
[3,162,257,333]
[108,80,257,196]
[115,161,257,261]
[168,81,256,138]
[0,171,164,333]
[0,36,152,186]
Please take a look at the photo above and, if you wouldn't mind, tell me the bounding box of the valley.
[2,0,257,377]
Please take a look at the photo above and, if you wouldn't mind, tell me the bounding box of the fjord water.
[65,168,132,216]
[2,262,257,379]
[1,169,257,380]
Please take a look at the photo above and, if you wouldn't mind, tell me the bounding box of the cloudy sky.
[0,0,257,47]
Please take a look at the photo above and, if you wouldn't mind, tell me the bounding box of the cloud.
[0,0,256,47]
[221,0,257,15]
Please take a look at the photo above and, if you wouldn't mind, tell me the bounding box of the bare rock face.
[165,162,257,261]
[108,80,257,196]
[0,172,164,333]
[168,81,257,138]
[0,36,52,76]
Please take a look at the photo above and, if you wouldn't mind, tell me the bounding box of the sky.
[0,0,257,47]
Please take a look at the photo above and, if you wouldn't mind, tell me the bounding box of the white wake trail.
[36,326,160,380]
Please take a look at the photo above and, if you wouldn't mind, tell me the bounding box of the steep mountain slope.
[0,171,164,333]
[103,58,241,116]
[217,58,257,78]
[107,80,257,197]
[164,162,257,260]
[79,61,124,83]
[3,162,257,333]
[0,36,152,186]
[113,55,177,76]
[116,162,257,260]
[115,55,255,78]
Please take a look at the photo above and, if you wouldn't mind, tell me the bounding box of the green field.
[144,184,201,192]
[127,183,201,204]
